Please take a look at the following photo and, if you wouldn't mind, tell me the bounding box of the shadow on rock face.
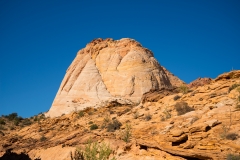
[0,149,41,160]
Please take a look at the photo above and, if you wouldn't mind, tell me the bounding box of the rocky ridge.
[1,70,240,160]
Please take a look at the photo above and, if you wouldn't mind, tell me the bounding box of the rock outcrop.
[162,66,186,87]
[1,70,240,160]
[188,77,212,88]
[46,38,176,117]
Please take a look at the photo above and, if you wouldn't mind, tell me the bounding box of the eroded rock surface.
[0,71,240,160]
[47,38,175,117]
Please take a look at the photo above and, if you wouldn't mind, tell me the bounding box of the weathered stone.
[170,130,184,137]
[46,38,175,117]
[204,119,221,127]
[189,123,210,133]
[168,134,188,143]
[188,78,212,88]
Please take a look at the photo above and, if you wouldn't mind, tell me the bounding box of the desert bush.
[107,119,122,132]
[40,135,47,141]
[103,115,111,124]
[85,141,111,160]
[22,119,32,126]
[88,111,94,115]
[220,125,228,139]
[226,154,240,160]
[33,116,38,121]
[162,108,171,120]
[90,124,98,130]
[39,114,45,120]
[144,113,152,121]
[228,84,240,93]
[109,110,114,114]
[121,124,132,143]
[13,118,20,126]
[173,95,181,101]
[71,149,84,160]
[88,121,93,125]
[78,111,85,118]
[178,85,189,94]
[0,119,6,125]
[71,140,114,160]
[5,113,18,121]
[175,102,194,115]
[237,95,240,103]
[226,133,238,140]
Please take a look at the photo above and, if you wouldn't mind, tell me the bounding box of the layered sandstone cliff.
[46,38,179,117]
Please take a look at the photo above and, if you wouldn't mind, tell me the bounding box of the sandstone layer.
[1,70,240,160]
[46,38,176,117]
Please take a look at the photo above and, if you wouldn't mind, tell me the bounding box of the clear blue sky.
[0,0,240,118]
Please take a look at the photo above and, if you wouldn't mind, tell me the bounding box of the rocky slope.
[47,38,182,117]
[1,70,240,160]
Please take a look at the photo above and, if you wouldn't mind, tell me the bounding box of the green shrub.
[237,96,240,103]
[4,113,23,126]
[88,111,94,115]
[175,101,194,115]
[34,117,38,121]
[228,84,240,93]
[6,113,18,121]
[39,114,45,120]
[178,85,189,94]
[22,119,32,126]
[78,111,85,118]
[173,95,181,101]
[144,113,152,121]
[162,108,171,120]
[103,115,111,124]
[40,135,47,141]
[71,140,114,160]
[121,124,131,143]
[226,133,238,140]
[109,110,114,114]
[13,118,20,126]
[226,154,240,160]
[107,119,122,132]
[88,121,93,125]
[220,124,230,139]
[90,124,98,130]
[71,149,84,160]
[0,119,6,125]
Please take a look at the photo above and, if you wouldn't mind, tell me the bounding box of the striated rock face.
[46,38,173,117]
